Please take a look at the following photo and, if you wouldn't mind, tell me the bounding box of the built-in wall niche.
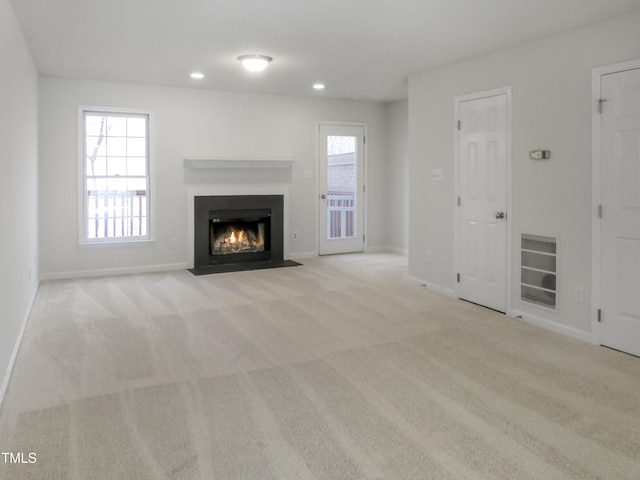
[520,234,557,309]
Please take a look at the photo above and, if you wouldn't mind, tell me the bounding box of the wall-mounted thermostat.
[530,150,551,160]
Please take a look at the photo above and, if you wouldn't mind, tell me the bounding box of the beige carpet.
[1,253,639,479]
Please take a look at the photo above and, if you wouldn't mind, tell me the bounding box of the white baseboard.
[407,276,455,297]
[289,252,318,260]
[365,245,408,256]
[510,308,591,343]
[39,262,189,281]
[290,248,408,259]
[0,282,39,409]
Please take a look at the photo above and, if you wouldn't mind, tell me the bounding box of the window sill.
[79,238,156,249]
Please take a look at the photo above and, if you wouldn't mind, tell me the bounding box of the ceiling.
[10,0,640,102]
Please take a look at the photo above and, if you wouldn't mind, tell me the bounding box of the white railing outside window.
[87,190,147,239]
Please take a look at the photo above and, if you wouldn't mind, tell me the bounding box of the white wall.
[408,12,640,338]
[0,0,39,402]
[384,99,409,254]
[38,78,390,277]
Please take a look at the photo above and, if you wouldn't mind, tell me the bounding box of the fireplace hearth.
[190,194,299,275]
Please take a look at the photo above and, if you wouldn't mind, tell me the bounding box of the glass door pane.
[326,135,357,239]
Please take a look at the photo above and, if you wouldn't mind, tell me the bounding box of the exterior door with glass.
[318,124,365,255]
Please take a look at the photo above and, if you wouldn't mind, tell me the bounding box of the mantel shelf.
[184,157,295,170]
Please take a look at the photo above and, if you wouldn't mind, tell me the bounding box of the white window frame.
[78,106,155,245]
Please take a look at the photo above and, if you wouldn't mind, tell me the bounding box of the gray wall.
[408,12,640,338]
[38,78,395,277]
[0,0,39,402]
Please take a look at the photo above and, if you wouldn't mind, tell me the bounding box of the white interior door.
[458,94,508,312]
[600,67,640,357]
[318,124,365,255]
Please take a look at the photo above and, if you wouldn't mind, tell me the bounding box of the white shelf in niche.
[184,156,295,170]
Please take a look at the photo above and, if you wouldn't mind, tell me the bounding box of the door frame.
[590,58,640,346]
[315,121,368,255]
[453,86,513,314]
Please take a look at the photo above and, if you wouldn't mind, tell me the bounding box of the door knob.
[495,211,505,219]
[320,194,327,199]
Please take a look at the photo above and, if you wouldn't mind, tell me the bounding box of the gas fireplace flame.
[226,229,246,244]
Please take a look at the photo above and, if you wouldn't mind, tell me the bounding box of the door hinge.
[597,309,602,323]
[457,196,461,207]
[457,120,461,130]
[363,136,366,144]
[363,185,366,193]
[598,99,607,114]
[457,273,460,283]
[597,204,602,218]
[363,234,365,242]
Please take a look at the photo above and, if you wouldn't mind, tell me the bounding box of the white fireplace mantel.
[184,156,295,268]
[184,156,295,170]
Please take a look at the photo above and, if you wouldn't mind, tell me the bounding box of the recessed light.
[190,72,204,79]
[313,83,325,90]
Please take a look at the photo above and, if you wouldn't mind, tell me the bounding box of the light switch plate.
[530,150,551,160]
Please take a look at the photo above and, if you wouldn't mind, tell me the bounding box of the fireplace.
[191,194,297,274]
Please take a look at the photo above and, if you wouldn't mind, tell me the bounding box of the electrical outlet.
[425,251,432,264]
[292,230,298,241]
[169,238,177,249]
[575,286,584,303]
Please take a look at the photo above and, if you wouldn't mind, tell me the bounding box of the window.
[80,107,152,243]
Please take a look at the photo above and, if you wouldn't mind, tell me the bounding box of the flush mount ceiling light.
[190,72,204,79]
[313,83,325,90]
[238,55,272,72]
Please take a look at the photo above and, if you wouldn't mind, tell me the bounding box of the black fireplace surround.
[190,195,298,275]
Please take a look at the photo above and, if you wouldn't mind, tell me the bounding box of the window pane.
[86,136,107,157]
[127,178,147,192]
[87,177,109,192]
[107,178,127,193]
[87,218,97,239]
[107,116,126,136]
[107,137,127,156]
[127,157,146,176]
[325,135,357,239]
[85,115,107,136]
[127,138,146,157]
[127,117,146,137]
[107,157,127,177]
[327,136,355,156]
[87,156,107,176]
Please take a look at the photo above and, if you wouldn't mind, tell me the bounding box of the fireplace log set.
[211,224,265,255]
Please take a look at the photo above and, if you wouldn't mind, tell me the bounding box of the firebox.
[209,208,270,261]
[191,194,297,274]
